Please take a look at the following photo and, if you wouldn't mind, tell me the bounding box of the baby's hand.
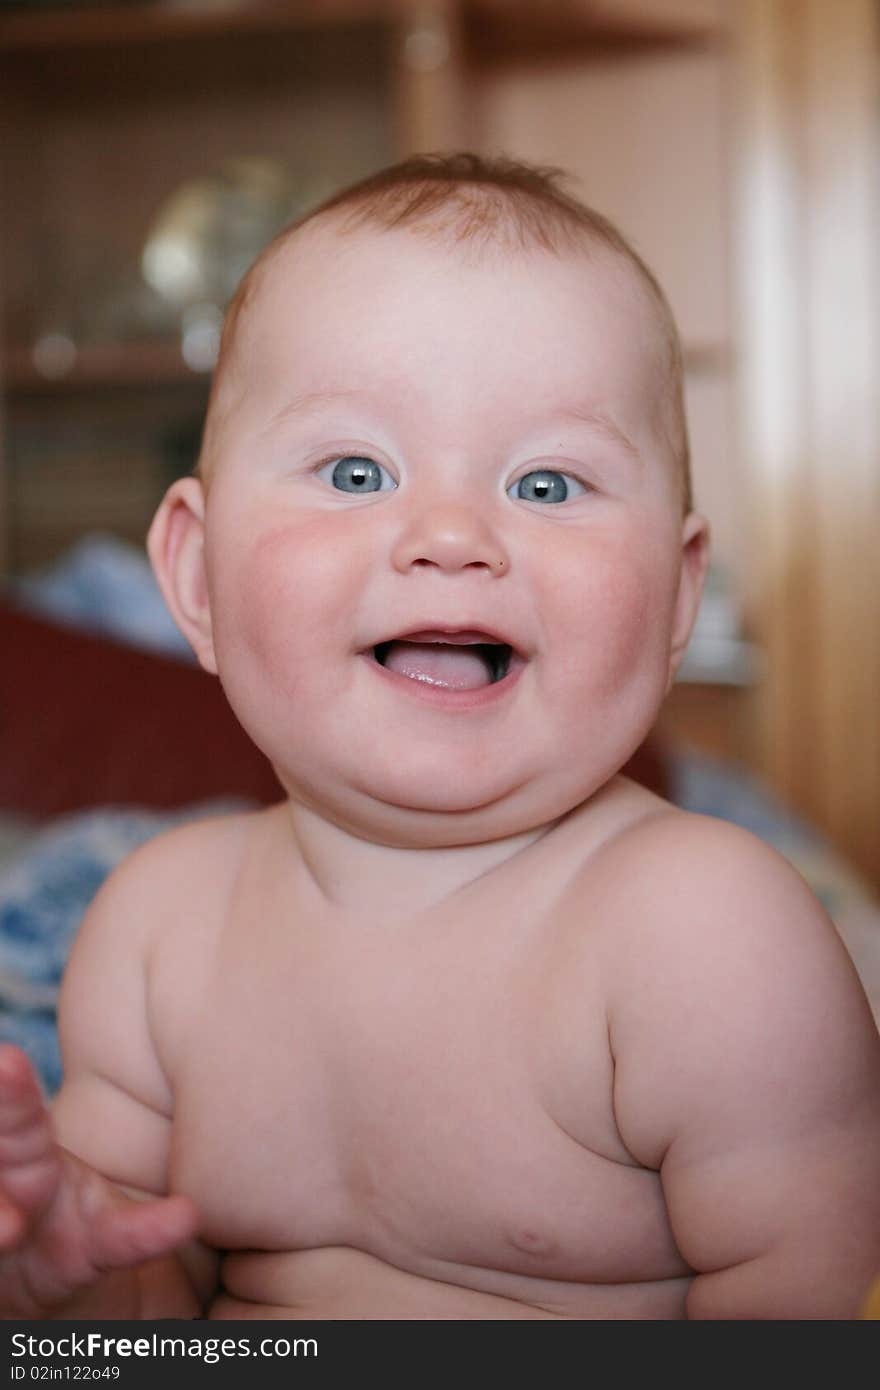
[0,1045,197,1318]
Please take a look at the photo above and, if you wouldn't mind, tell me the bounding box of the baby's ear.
[666,512,710,692]
[147,476,217,675]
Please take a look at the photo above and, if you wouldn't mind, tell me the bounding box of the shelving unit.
[0,2,399,570]
[0,0,729,572]
[0,0,717,57]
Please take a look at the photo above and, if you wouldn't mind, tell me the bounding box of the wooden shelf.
[0,0,722,59]
[464,0,721,66]
[0,0,393,52]
[2,339,208,394]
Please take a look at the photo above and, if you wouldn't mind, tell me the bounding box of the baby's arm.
[0,843,217,1318]
[607,814,880,1319]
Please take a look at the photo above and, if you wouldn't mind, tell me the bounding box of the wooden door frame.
[735,0,880,885]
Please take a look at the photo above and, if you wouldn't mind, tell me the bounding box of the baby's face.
[198,221,705,845]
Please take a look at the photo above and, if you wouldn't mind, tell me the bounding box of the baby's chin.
[271,761,617,850]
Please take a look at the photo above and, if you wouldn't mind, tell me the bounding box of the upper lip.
[366,625,525,656]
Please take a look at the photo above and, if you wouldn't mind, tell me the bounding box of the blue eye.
[318,455,396,493]
[508,470,586,504]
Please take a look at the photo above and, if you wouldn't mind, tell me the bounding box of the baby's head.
[149,153,709,847]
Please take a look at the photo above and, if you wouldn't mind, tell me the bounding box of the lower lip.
[362,652,526,710]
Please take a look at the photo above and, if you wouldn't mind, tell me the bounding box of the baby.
[2,153,879,1321]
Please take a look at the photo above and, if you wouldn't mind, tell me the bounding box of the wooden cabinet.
[0,0,727,571]
[0,3,400,570]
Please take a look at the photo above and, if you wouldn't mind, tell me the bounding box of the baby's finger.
[0,1046,45,1127]
[0,1047,59,1219]
[0,1193,27,1250]
[0,1104,53,1168]
[92,1195,199,1274]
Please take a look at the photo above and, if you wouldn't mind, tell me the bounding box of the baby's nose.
[391,501,509,575]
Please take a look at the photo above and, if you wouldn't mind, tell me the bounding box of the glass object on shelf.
[180,303,223,373]
[25,246,179,382]
[141,158,332,308]
[141,157,336,372]
[18,159,338,380]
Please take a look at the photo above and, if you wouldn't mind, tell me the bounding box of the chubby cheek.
[208,516,364,713]
[544,530,677,708]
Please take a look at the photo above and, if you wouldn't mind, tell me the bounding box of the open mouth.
[372,632,515,690]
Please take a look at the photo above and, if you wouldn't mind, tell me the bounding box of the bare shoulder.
[596,803,880,1157]
[597,797,872,1024]
[563,775,835,940]
[593,795,848,955]
[90,807,261,927]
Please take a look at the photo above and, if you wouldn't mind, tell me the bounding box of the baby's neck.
[276,799,563,919]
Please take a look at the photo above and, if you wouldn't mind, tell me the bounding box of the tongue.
[382,641,493,689]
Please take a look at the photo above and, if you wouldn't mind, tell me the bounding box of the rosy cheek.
[551,538,675,695]
[214,517,364,689]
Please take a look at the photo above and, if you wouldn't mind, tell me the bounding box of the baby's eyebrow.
[264,388,363,434]
[555,405,642,463]
[263,390,641,464]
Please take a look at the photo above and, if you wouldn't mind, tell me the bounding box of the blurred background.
[0,2,878,1077]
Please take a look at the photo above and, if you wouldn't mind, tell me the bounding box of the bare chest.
[165,888,677,1286]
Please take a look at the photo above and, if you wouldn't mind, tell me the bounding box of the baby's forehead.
[242,213,665,342]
